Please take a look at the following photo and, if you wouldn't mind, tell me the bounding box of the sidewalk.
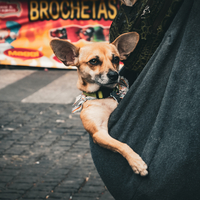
[0,68,114,200]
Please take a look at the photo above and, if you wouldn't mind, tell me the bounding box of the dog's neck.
[76,76,117,100]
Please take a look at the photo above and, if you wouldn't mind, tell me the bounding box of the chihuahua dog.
[50,32,148,176]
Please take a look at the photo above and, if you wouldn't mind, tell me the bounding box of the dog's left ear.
[50,39,79,66]
[112,32,139,60]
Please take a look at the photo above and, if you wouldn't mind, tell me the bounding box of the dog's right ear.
[50,39,79,66]
[112,32,139,60]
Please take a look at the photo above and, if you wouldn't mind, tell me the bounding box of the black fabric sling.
[90,0,200,199]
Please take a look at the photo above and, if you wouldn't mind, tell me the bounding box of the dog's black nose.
[107,70,119,81]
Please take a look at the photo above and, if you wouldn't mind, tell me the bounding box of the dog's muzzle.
[107,70,119,82]
[95,70,119,87]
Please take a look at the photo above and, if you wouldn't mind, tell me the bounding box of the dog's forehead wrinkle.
[79,43,118,62]
[91,55,100,60]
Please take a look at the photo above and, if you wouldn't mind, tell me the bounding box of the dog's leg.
[93,130,148,176]
[81,99,148,176]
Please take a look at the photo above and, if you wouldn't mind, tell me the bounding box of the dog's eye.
[112,56,120,64]
[89,58,99,65]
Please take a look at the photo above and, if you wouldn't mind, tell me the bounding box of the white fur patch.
[96,72,109,85]
[89,70,96,81]
[87,83,100,92]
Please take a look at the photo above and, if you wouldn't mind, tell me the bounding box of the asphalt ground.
[0,67,114,200]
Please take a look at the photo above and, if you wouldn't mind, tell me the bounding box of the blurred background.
[0,0,119,69]
[0,0,120,199]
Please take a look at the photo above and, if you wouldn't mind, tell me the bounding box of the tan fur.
[50,32,148,176]
[77,43,120,92]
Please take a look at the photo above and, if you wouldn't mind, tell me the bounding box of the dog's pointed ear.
[112,32,139,60]
[50,39,79,66]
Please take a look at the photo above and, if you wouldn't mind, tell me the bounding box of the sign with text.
[0,0,119,69]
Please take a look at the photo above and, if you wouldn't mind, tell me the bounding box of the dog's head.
[50,32,139,92]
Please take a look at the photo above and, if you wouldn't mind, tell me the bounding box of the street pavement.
[0,68,114,200]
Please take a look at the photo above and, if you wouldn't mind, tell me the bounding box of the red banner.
[0,0,119,69]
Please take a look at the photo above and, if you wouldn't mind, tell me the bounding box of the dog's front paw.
[129,155,148,176]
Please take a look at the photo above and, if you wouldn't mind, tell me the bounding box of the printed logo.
[4,48,43,60]
[0,2,22,18]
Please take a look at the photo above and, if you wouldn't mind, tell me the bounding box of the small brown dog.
[50,32,148,176]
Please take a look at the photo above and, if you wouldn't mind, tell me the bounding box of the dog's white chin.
[86,83,101,92]
[95,74,119,88]
[100,82,118,88]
